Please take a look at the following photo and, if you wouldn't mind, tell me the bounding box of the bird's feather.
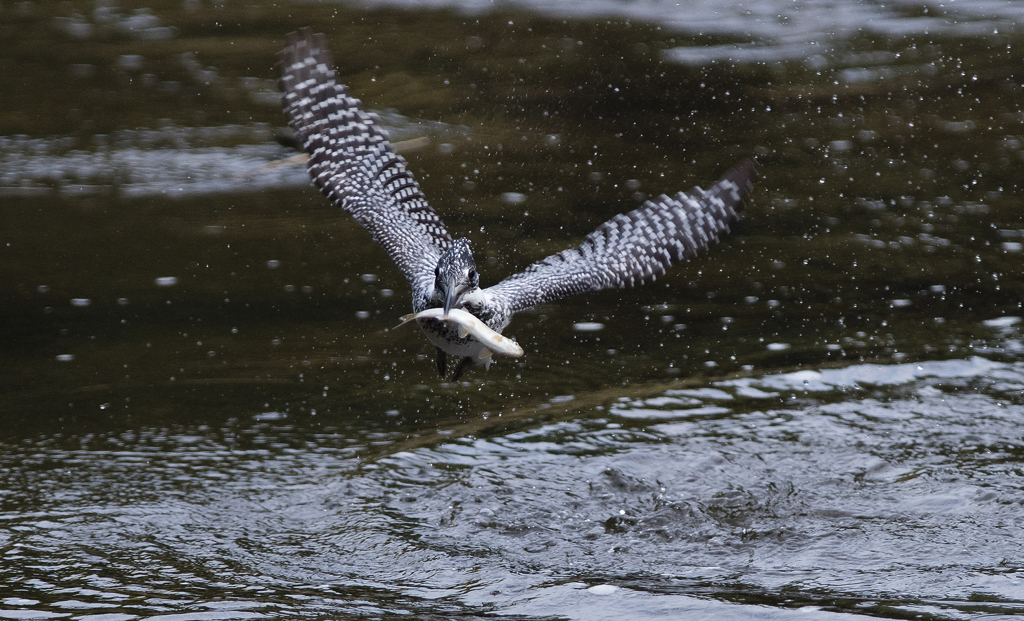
[279,28,452,292]
[485,160,756,314]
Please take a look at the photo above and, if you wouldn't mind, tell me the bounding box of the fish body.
[398,308,524,363]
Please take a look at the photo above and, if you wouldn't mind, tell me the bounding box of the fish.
[397,307,524,359]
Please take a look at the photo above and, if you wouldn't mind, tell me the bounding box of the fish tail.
[396,313,419,328]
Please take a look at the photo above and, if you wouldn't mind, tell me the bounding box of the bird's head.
[434,238,479,316]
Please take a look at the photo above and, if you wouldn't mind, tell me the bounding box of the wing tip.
[281,27,329,61]
[721,158,758,213]
[278,28,333,95]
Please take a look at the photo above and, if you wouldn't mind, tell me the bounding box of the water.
[1,0,1023,619]
[3,359,1023,619]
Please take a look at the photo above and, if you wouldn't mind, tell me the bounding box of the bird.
[279,29,756,381]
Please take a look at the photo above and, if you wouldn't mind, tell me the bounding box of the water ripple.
[2,359,1023,617]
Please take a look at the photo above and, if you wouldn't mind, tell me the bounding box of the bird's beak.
[442,280,462,317]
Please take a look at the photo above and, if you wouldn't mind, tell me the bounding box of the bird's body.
[280,29,756,380]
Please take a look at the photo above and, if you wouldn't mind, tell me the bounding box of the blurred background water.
[1,0,1022,619]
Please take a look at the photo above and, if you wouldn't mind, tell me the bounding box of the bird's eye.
[468,268,477,280]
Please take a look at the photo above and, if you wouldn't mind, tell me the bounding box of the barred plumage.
[280,30,756,380]
[485,162,754,323]
[279,29,450,308]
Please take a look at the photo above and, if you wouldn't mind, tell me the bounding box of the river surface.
[1,0,1023,619]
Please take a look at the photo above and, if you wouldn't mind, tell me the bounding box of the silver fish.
[397,308,524,361]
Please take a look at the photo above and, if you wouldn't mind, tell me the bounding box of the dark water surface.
[1,1,1023,619]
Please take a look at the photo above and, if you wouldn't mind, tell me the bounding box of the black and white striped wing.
[279,29,452,288]
[485,160,756,313]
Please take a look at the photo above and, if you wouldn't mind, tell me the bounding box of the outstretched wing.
[279,29,452,288]
[485,160,756,313]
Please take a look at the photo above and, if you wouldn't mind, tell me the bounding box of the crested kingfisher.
[280,29,756,380]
